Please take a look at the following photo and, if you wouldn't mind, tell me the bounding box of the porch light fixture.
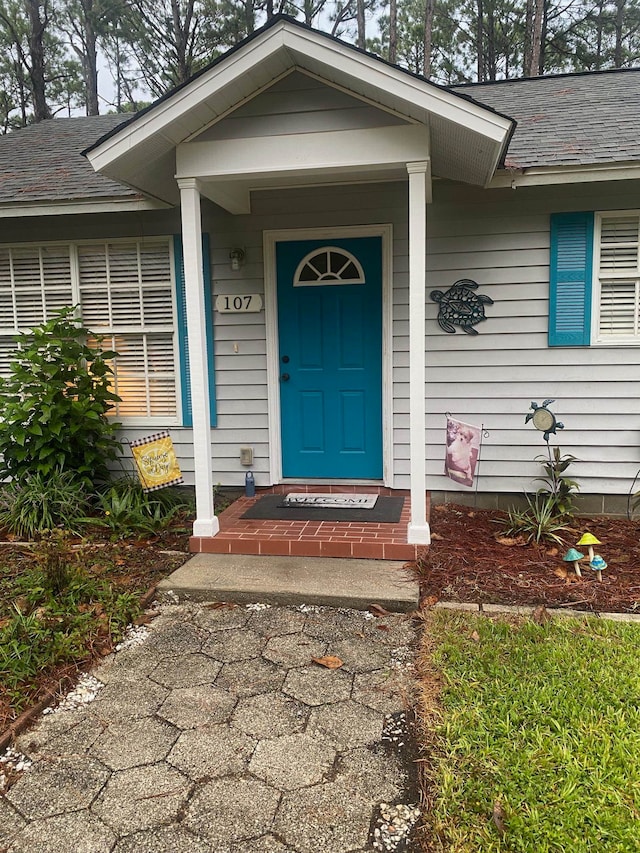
[229,248,245,271]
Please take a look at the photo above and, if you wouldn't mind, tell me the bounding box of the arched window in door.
[293,246,365,286]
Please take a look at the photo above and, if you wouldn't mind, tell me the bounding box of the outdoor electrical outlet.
[240,447,253,466]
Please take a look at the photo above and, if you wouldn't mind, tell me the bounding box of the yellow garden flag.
[130,431,183,492]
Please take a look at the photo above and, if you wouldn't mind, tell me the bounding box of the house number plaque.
[215,294,263,313]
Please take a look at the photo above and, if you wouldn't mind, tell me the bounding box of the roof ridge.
[451,65,640,88]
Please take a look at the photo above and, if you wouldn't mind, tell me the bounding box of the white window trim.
[0,236,183,426]
[592,210,640,347]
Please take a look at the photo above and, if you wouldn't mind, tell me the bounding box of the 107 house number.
[215,294,263,313]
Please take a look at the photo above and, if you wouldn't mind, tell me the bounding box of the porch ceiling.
[85,17,514,211]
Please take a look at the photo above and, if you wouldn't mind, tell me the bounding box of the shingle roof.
[0,66,638,208]
[0,115,136,205]
[452,69,640,169]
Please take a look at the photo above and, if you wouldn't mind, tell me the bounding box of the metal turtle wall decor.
[430,279,493,335]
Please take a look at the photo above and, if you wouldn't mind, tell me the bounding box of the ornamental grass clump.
[0,306,122,485]
[0,470,90,539]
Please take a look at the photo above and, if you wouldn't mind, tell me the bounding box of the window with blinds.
[595,213,640,341]
[0,239,179,422]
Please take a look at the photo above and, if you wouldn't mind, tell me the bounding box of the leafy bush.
[87,476,192,538]
[0,306,122,484]
[0,470,90,539]
[535,445,580,517]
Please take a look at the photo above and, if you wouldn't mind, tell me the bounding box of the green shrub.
[535,445,580,517]
[0,306,122,484]
[87,476,191,538]
[0,470,90,539]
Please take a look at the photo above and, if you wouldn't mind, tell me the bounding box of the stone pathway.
[1,601,420,852]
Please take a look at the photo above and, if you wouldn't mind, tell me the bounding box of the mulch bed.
[415,504,640,614]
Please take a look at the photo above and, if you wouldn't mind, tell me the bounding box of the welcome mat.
[283,493,378,509]
[241,494,404,523]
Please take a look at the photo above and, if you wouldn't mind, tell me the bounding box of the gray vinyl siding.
[422,178,640,498]
[194,71,409,142]
[4,179,640,498]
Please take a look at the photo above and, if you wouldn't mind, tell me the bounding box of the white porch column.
[178,178,219,538]
[407,161,431,545]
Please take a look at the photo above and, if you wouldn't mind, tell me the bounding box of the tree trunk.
[26,0,51,121]
[388,0,397,63]
[82,0,99,115]
[423,0,434,77]
[486,0,496,79]
[524,0,533,74]
[615,0,625,67]
[477,0,484,81]
[171,0,192,84]
[526,0,544,76]
[357,0,365,48]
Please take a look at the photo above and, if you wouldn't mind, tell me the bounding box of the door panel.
[277,236,382,479]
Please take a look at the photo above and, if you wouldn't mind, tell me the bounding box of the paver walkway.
[1,601,419,852]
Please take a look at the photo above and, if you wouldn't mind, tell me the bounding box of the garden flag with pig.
[445,417,481,488]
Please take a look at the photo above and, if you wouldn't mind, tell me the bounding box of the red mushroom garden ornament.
[577,532,601,563]
[590,554,607,583]
[563,548,584,577]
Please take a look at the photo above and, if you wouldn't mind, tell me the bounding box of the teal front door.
[277,236,383,479]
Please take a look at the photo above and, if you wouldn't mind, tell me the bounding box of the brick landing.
[190,485,425,561]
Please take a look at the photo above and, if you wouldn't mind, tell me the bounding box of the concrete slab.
[157,554,419,613]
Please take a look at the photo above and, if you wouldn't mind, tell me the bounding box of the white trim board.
[0,198,168,218]
[263,223,394,487]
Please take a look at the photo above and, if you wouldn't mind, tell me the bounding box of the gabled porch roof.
[85,15,514,211]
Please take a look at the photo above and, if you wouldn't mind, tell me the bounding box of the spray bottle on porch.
[245,471,255,497]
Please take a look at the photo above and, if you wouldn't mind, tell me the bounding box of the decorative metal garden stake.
[525,399,568,512]
[430,280,493,335]
[525,399,564,443]
[563,548,584,577]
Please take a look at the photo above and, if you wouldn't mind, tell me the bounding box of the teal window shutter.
[549,212,595,346]
[174,234,216,426]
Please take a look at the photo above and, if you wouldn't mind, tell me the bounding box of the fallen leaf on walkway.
[312,655,344,669]
[134,613,154,626]
[368,603,392,617]
[376,624,390,632]
[431,532,444,541]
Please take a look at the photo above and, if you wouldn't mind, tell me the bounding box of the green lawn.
[419,611,640,853]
